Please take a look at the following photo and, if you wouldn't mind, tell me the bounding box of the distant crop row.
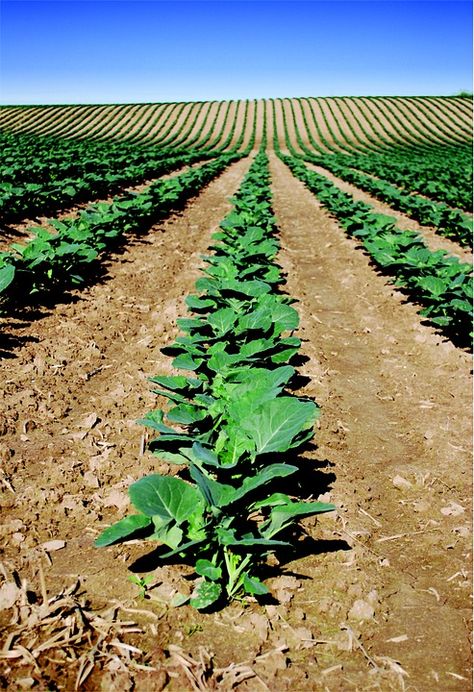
[278,103,473,245]
[0,97,471,348]
[0,97,471,233]
[0,96,470,153]
[0,154,242,303]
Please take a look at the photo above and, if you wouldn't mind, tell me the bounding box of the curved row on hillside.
[0,96,471,153]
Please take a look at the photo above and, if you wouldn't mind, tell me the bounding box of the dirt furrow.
[0,153,251,612]
[0,150,471,691]
[304,160,473,264]
[0,159,217,253]
[268,152,472,690]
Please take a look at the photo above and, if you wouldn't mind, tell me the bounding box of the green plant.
[128,574,154,598]
[95,152,334,609]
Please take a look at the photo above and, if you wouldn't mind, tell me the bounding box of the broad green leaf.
[268,301,299,333]
[190,441,219,467]
[208,307,237,336]
[236,306,273,334]
[416,276,447,297]
[252,492,292,510]
[219,534,290,548]
[207,350,241,374]
[195,559,222,581]
[176,317,205,332]
[223,464,298,506]
[218,426,254,467]
[190,581,222,610]
[189,464,234,507]
[221,279,271,298]
[148,375,191,391]
[166,404,207,425]
[263,500,335,538]
[185,295,215,311]
[242,574,269,596]
[238,397,318,454]
[450,298,471,312]
[172,354,203,371]
[94,514,152,547]
[148,517,183,549]
[151,388,188,404]
[129,475,199,523]
[239,338,274,359]
[229,366,295,409]
[0,264,15,293]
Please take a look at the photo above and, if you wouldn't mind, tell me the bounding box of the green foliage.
[282,155,472,346]
[306,152,473,245]
[95,153,335,608]
[0,154,239,308]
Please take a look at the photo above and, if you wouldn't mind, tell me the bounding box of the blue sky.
[0,0,472,104]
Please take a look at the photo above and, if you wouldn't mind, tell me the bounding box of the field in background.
[0,96,472,152]
[0,96,472,691]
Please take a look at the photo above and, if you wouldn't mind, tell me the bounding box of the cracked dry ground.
[0,154,472,691]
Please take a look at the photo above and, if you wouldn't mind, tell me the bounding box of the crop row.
[303,154,472,247]
[0,98,256,223]
[0,99,253,151]
[0,149,215,224]
[95,151,334,610]
[0,97,470,153]
[0,101,253,224]
[291,97,471,156]
[0,154,241,307]
[280,99,472,212]
[278,150,472,346]
[294,99,473,205]
[328,149,473,211]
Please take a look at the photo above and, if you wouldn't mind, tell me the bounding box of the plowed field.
[0,98,472,691]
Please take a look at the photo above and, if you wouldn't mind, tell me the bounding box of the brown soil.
[0,150,471,691]
[0,156,252,687]
[1,98,471,151]
[303,161,473,264]
[330,98,377,150]
[297,99,334,153]
[268,153,472,690]
[0,161,212,253]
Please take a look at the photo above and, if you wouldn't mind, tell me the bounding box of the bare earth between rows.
[0,154,472,690]
[0,159,216,253]
[303,160,473,265]
[269,152,472,690]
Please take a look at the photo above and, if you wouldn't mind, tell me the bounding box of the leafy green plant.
[95,152,335,609]
[0,154,239,309]
[128,574,154,598]
[280,154,472,346]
